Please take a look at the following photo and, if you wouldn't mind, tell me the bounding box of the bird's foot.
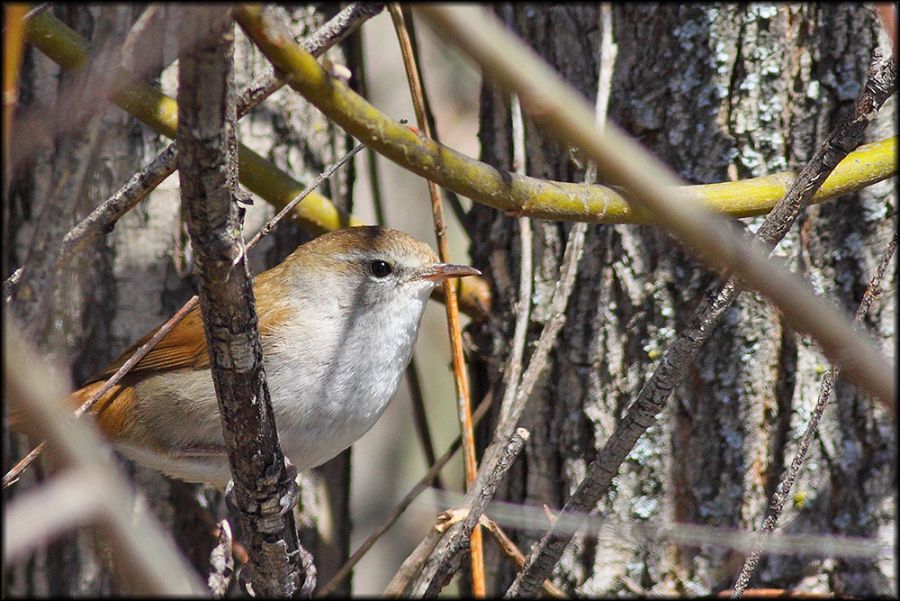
[277,458,300,518]
[224,457,300,519]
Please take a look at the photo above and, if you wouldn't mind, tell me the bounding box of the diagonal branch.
[464,35,893,598]
[731,232,898,598]
[233,5,895,226]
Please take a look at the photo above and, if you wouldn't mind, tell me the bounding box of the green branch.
[235,5,895,224]
[25,10,351,234]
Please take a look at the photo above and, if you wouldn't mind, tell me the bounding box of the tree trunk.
[471,3,894,596]
[3,4,353,595]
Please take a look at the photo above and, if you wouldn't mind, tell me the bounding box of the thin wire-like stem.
[731,232,898,598]
[387,4,485,595]
[497,95,533,431]
[3,143,364,489]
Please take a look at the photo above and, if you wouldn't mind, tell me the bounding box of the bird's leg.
[278,458,300,517]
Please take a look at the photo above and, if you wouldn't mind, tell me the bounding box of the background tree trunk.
[471,3,894,596]
[3,5,353,595]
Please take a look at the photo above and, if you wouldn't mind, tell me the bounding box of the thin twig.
[3,143,365,489]
[316,393,494,597]
[497,95,533,432]
[502,49,897,597]
[352,24,388,227]
[731,232,898,598]
[246,143,363,247]
[235,2,384,117]
[480,516,566,598]
[387,3,485,595]
[409,428,530,597]
[419,6,896,411]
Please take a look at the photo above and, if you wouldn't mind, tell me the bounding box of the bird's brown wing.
[91,265,294,382]
[92,302,210,381]
[9,273,293,441]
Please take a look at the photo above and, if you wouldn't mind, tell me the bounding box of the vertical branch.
[3,3,27,196]
[176,7,306,596]
[387,4,485,595]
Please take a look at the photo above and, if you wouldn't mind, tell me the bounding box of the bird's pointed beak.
[417,263,481,282]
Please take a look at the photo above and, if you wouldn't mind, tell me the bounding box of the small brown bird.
[15,226,479,488]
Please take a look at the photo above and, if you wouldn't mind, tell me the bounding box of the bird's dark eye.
[369,260,393,278]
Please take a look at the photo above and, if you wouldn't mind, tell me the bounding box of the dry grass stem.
[387,3,485,595]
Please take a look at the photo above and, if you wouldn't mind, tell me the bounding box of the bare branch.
[232,6,897,226]
[176,9,304,595]
[418,1,895,455]
[408,428,530,597]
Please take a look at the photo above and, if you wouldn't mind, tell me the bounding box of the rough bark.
[471,3,895,596]
[234,6,356,593]
[177,7,308,596]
